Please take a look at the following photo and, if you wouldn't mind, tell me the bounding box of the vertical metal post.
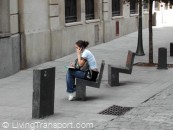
[136,0,145,56]
[170,43,173,56]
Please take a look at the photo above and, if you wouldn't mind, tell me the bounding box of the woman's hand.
[76,47,82,55]
[75,46,85,67]
[70,62,74,67]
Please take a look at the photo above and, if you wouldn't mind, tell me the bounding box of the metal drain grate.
[99,105,133,116]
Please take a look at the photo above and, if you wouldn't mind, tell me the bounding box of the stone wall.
[19,0,104,68]
[49,0,103,60]
[0,0,20,78]
[0,35,20,79]
[19,0,51,68]
[102,0,149,42]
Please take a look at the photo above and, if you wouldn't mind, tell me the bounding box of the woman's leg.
[66,69,85,93]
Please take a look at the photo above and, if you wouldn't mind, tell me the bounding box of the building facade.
[0,0,20,78]
[153,1,173,26]
[2,0,170,78]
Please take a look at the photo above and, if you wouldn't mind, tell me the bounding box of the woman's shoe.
[68,92,76,101]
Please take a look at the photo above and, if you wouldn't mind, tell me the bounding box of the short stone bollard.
[158,48,167,69]
[32,67,55,119]
[170,43,173,56]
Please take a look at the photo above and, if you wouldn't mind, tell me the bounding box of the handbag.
[74,58,89,71]
[84,70,99,81]
[74,58,99,81]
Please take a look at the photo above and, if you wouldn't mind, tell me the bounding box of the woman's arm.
[76,48,86,67]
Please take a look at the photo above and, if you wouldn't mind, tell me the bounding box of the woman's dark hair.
[76,40,89,49]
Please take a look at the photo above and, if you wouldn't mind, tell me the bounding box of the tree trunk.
[149,0,153,64]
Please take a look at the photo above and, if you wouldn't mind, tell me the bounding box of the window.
[164,3,168,10]
[65,0,77,23]
[112,0,121,16]
[155,1,159,11]
[130,0,137,14]
[0,0,10,35]
[143,0,148,10]
[85,0,94,20]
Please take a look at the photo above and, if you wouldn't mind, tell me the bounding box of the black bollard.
[32,67,55,119]
[170,43,173,56]
[158,48,167,69]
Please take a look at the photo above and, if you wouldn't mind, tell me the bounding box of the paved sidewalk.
[93,85,173,130]
[0,26,173,130]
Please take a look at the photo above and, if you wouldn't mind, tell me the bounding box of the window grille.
[155,1,159,11]
[112,0,121,16]
[85,0,95,20]
[130,1,136,14]
[65,0,77,23]
[143,1,148,10]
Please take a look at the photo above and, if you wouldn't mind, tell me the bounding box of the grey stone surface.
[0,26,173,130]
[11,34,20,74]
[76,60,105,100]
[158,47,167,69]
[0,34,20,78]
[0,0,10,33]
[32,67,55,119]
[0,37,12,78]
[108,51,135,86]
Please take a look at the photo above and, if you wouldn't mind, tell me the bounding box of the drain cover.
[99,105,133,116]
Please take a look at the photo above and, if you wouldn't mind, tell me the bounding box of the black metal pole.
[136,0,145,56]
